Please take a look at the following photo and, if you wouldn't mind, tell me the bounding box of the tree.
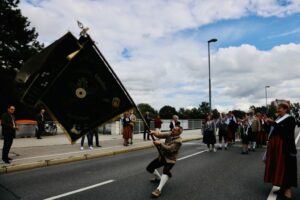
[178,107,188,119]
[159,105,177,119]
[232,110,246,119]
[291,103,300,116]
[198,102,210,119]
[0,0,43,71]
[211,109,220,119]
[137,103,157,117]
[0,0,43,118]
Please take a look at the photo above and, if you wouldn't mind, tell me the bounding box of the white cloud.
[19,0,300,111]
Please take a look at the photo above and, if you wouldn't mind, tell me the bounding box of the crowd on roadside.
[202,102,299,199]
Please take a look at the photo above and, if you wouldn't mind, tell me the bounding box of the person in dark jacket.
[36,109,45,139]
[143,112,151,140]
[264,102,297,200]
[1,105,18,164]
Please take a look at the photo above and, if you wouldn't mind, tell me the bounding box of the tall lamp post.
[265,85,270,112]
[208,38,218,112]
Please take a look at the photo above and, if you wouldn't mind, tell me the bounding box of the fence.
[98,119,204,135]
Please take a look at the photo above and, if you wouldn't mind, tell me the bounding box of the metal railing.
[97,119,204,135]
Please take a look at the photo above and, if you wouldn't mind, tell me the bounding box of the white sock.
[157,174,169,192]
[253,142,256,149]
[153,169,161,179]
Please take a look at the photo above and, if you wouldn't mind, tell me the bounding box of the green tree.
[211,109,220,119]
[0,0,43,117]
[178,107,188,119]
[0,0,43,71]
[198,102,210,118]
[232,110,246,119]
[159,105,177,119]
[291,103,300,116]
[137,103,157,117]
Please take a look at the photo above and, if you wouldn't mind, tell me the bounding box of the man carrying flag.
[146,121,183,198]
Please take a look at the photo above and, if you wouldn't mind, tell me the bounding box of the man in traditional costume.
[146,122,183,198]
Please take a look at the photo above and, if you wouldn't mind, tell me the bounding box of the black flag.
[17,32,135,143]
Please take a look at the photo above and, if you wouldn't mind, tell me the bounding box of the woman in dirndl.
[122,112,132,146]
[264,102,297,200]
[203,114,216,152]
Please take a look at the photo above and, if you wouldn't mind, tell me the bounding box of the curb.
[1,137,201,174]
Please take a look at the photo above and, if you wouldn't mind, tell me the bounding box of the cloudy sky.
[20,0,300,111]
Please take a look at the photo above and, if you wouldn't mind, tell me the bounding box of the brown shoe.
[151,189,161,198]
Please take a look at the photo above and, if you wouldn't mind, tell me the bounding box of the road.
[1,128,299,200]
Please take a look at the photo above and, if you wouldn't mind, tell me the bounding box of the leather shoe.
[274,189,284,195]
[2,159,10,164]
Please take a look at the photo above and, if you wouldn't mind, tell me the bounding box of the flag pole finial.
[77,20,89,37]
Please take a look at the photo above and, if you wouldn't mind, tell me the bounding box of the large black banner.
[17,33,135,143]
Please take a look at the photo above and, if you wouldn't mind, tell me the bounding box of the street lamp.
[207,38,218,112]
[265,85,270,112]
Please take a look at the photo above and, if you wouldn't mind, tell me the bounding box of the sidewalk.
[0,129,202,173]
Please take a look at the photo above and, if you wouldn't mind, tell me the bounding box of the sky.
[19,0,300,111]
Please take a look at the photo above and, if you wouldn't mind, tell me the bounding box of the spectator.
[143,111,151,140]
[169,115,178,130]
[226,111,237,145]
[92,128,101,147]
[122,112,131,146]
[203,114,216,152]
[129,110,136,145]
[264,102,297,199]
[217,113,228,150]
[154,115,163,132]
[241,116,250,154]
[1,105,18,164]
[36,109,45,139]
[80,130,94,150]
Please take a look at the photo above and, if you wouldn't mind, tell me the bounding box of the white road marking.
[266,130,300,200]
[178,150,208,161]
[295,130,300,145]
[42,144,208,199]
[13,142,150,161]
[43,180,115,200]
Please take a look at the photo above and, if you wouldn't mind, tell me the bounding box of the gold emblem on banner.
[112,97,120,108]
[75,78,88,99]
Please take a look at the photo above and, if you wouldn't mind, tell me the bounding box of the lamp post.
[265,85,270,112]
[207,38,218,112]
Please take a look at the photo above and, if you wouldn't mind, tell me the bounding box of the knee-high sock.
[157,174,169,192]
[153,169,161,179]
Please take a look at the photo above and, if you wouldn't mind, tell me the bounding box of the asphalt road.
[1,128,300,200]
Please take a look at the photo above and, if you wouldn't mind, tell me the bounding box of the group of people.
[80,128,101,150]
[2,104,298,199]
[203,111,240,152]
[202,103,298,199]
[203,110,275,154]
[1,105,49,164]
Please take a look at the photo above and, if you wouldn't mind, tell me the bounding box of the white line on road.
[43,180,115,200]
[295,130,300,145]
[267,130,300,200]
[178,150,208,161]
[42,146,208,199]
